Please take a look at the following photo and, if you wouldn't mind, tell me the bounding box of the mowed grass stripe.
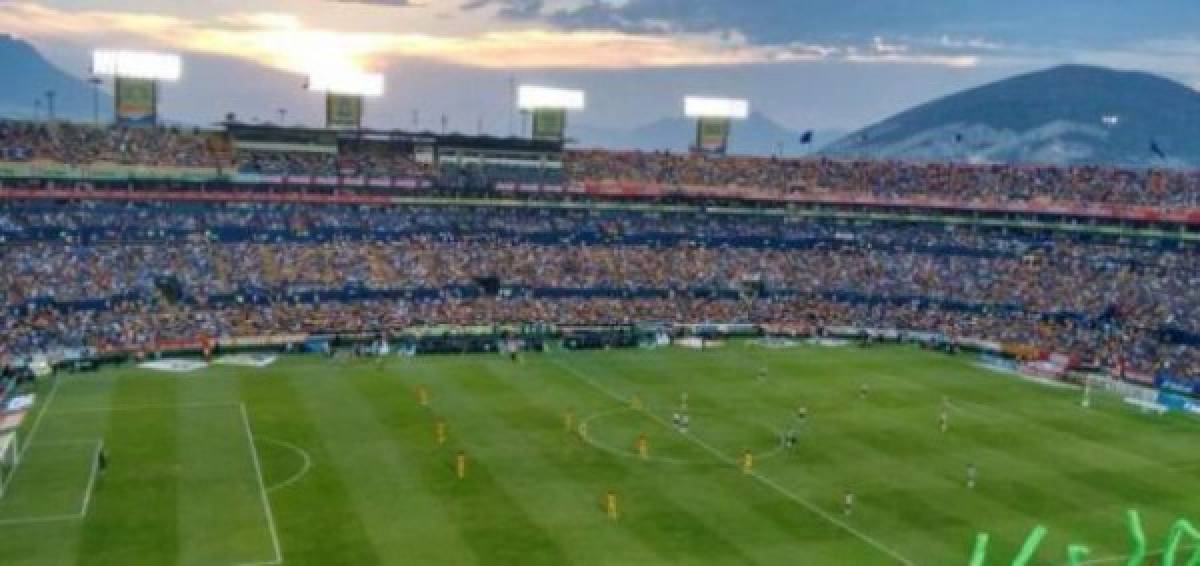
[727,348,1154,561]
[75,371,181,566]
[773,349,1187,560]
[512,356,896,565]
[288,361,477,564]
[564,348,1111,564]
[175,376,276,566]
[437,357,769,565]
[347,360,576,566]
[407,358,670,565]
[235,360,381,565]
[548,352,912,565]
[539,353,883,563]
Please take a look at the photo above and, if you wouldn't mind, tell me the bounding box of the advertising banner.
[1155,372,1200,396]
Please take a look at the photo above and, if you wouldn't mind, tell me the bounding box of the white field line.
[0,377,63,508]
[0,512,84,526]
[256,436,313,493]
[78,439,103,518]
[0,439,104,526]
[238,403,284,566]
[28,439,101,447]
[48,402,239,416]
[17,377,62,462]
[552,359,916,566]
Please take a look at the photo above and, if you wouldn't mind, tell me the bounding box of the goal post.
[0,432,20,497]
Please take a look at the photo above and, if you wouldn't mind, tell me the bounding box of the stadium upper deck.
[3,119,1200,220]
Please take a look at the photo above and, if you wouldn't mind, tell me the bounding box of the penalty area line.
[256,436,313,493]
[550,359,916,566]
[239,403,284,566]
[17,377,62,462]
[0,439,104,527]
[77,439,103,518]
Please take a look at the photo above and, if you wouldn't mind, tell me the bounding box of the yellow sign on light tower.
[684,96,750,157]
[91,50,182,126]
[517,85,585,143]
[307,68,385,130]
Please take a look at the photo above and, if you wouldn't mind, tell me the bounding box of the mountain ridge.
[0,34,109,121]
[822,64,1200,168]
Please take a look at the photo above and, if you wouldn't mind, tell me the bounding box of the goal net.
[0,432,19,497]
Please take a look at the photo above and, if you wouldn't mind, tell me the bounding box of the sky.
[3,0,1200,134]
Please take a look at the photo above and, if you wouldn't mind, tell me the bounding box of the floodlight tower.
[517,85,585,143]
[91,50,182,126]
[684,96,749,157]
[306,69,385,130]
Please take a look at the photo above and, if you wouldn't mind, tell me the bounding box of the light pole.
[88,77,103,125]
[45,90,56,122]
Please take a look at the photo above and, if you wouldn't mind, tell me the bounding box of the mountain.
[571,112,842,157]
[822,65,1200,168]
[0,35,109,121]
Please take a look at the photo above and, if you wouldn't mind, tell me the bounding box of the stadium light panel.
[517,85,585,111]
[685,96,750,120]
[92,50,182,81]
[307,70,385,97]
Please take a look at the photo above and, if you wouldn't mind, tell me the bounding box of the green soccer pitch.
[0,343,1197,565]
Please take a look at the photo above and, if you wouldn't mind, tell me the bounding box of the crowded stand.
[0,120,220,168]
[565,149,1200,208]
[2,120,1200,390]
[1,200,1199,383]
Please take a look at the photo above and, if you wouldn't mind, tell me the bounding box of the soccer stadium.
[2,3,1200,565]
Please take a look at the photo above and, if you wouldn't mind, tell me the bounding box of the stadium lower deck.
[1,344,1197,565]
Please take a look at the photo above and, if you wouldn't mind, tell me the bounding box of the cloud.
[0,2,979,73]
[326,0,425,6]
[486,0,1200,55]
[460,0,544,19]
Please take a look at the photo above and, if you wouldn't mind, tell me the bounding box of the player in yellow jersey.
[605,489,619,520]
[742,449,754,474]
[564,408,576,434]
[636,433,649,460]
[417,385,429,406]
